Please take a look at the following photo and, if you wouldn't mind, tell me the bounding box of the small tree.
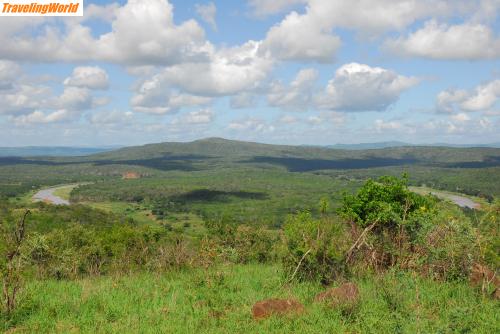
[0,209,31,315]
[319,197,329,215]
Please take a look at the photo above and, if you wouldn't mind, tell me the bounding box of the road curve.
[429,192,480,209]
[33,185,72,205]
[410,187,481,209]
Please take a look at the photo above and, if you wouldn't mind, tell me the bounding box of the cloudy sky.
[1,0,500,146]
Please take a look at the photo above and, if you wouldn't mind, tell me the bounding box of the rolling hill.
[1,138,500,199]
[81,138,500,172]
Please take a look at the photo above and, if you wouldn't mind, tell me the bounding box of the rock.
[314,282,360,306]
[251,298,304,320]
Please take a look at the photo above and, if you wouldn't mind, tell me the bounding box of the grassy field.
[3,264,498,334]
[85,201,207,237]
[84,201,156,225]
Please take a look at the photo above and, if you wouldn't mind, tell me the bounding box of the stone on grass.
[252,298,304,320]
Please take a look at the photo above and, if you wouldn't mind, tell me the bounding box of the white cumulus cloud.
[259,10,341,63]
[315,63,419,112]
[385,21,500,60]
[64,66,110,90]
[437,80,500,113]
[0,0,208,66]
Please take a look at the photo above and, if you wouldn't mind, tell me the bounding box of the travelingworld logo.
[1,0,83,16]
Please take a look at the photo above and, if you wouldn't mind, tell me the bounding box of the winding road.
[433,193,480,209]
[410,187,481,209]
[32,184,76,205]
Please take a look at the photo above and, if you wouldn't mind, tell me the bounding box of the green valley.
[1,138,499,333]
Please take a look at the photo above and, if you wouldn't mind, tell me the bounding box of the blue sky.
[0,0,499,146]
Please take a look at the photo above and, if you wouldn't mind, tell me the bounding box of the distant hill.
[326,141,411,150]
[326,141,500,150]
[3,138,499,173]
[1,138,499,198]
[90,137,303,160]
[4,139,499,158]
[86,138,500,170]
[0,146,116,157]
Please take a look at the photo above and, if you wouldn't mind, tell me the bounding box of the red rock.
[251,298,304,320]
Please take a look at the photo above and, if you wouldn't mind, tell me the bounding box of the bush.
[338,175,433,231]
[203,217,279,264]
[338,175,436,269]
[282,211,350,284]
[233,225,279,263]
[414,204,481,280]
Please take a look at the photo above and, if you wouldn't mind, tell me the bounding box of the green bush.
[338,175,433,231]
[233,225,279,263]
[282,211,350,283]
[203,217,279,264]
[337,175,437,269]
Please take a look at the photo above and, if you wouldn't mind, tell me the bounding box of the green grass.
[85,201,155,225]
[3,264,498,333]
[85,201,207,236]
[8,189,37,206]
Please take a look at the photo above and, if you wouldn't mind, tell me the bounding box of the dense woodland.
[0,139,499,332]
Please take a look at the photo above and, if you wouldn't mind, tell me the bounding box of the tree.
[0,209,31,315]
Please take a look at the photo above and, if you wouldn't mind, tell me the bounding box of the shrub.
[338,175,433,232]
[415,205,480,280]
[282,211,350,284]
[233,225,279,263]
[338,175,435,269]
[203,217,279,264]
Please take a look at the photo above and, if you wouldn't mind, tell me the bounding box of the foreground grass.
[3,264,499,333]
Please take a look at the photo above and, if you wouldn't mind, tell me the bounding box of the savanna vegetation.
[0,139,499,333]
